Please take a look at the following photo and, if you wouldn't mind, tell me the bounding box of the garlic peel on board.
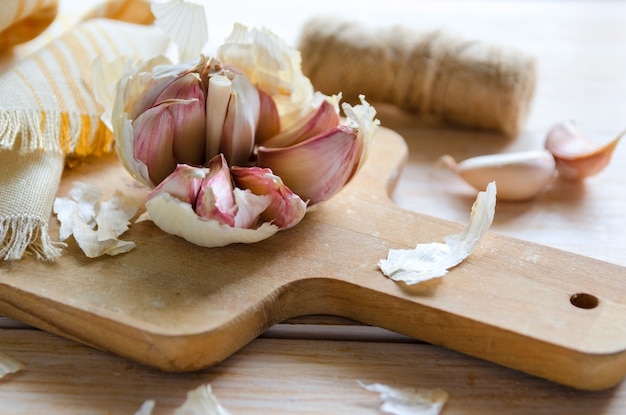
[440,150,555,201]
[545,120,624,180]
[379,182,496,285]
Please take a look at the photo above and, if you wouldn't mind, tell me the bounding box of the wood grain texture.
[2,0,626,412]
[1,127,625,390]
[2,328,626,415]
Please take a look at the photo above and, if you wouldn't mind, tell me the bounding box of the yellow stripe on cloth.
[0,6,170,261]
[0,0,59,49]
[80,0,155,25]
[0,18,168,155]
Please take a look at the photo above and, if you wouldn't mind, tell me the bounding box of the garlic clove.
[440,150,556,201]
[144,157,281,247]
[148,164,205,205]
[155,73,206,166]
[127,73,178,121]
[231,166,307,229]
[219,73,260,166]
[257,125,360,205]
[132,102,177,185]
[196,154,238,226]
[257,96,378,205]
[259,92,340,148]
[205,74,232,161]
[255,87,281,143]
[545,120,624,180]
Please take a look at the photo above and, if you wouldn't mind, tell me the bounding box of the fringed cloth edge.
[0,109,113,156]
[0,109,113,261]
[0,215,66,261]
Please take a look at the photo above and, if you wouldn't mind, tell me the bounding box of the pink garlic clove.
[545,120,624,180]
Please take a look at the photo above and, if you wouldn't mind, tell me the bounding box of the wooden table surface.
[2,1,626,413]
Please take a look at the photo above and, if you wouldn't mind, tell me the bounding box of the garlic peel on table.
[545,120,624,180]
[358,382,449,415]
[440,150,555,201]
[95,0,379,248]
[0,351,23,379]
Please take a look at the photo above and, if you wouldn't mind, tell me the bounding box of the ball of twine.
[298,16,537,136]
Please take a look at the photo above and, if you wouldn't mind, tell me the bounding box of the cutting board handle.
[1,127,625,391]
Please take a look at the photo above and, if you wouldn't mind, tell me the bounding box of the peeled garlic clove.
[231,166,307,229]
[205,74,232,161]
[545,121,624,180]
[441,150,556,201]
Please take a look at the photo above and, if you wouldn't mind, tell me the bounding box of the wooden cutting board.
[1,127,625,391]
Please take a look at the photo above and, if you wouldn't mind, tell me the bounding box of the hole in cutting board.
[570,293,599,309]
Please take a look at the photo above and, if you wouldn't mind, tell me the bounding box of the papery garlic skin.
[231,166,307,228]
[379,182,496,285]
[441,150,555,201]
[216,22,315,130]
[146,192,279,248]
[358,382,449,415]
[145,160,306,247]
[53,182,141,258]
[0,351,24,378]
[135,383,232,415]
[545,120,624,180]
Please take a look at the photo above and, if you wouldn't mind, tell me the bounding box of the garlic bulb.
[545,120,623,180]
[440,150,556,201]
[99,0,379,247]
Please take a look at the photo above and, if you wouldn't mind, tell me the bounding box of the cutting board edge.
[2,275,626,391]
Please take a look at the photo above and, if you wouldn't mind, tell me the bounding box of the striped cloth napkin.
[0,0,170,261]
